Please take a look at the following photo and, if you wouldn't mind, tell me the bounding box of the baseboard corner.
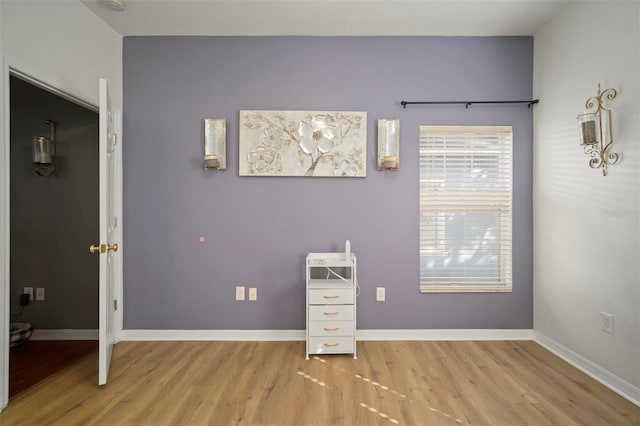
[533,331,640,407]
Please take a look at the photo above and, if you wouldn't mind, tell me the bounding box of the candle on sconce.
[581,121,597,145]
[383,156,397,169]
[204,154,219,169]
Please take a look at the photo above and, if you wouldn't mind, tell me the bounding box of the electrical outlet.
[249,287,257,301]
[36,287,45,301]
[235,286,245,301]
[376,287,386,302]
[23,287,34,302]
[600,312,614,334]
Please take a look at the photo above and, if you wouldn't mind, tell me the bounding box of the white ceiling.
[81,0,570,37]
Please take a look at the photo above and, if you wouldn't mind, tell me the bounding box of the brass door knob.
[90,243,119,254]
[89,244,103,254]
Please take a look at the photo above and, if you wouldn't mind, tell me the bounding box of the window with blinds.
[419,125,513,293]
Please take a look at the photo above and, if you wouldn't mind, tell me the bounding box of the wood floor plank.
[1,340,638,425]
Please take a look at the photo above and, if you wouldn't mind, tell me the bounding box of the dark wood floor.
[9,340,98,398]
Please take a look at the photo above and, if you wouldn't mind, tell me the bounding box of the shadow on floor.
[10,340,98,398]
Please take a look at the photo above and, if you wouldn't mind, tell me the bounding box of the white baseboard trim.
[121,329,306,341]
[533,331,640,407]
[31,329,98,340]
[120,329,533,342]
[357,329,533,341]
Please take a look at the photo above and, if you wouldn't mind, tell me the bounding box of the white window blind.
[419,125,513,293]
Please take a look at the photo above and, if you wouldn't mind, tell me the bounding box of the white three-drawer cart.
[305,252,357,359]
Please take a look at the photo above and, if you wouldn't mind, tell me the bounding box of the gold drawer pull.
[323,311,339,316]
[323,342,339,347]
[323,295,339,299]
[324,327,340,332]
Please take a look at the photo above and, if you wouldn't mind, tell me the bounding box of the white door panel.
[98,78,116,386]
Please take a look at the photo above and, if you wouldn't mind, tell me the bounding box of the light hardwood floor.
[0,340,638,425]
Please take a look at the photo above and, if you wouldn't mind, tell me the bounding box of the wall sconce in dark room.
[577,84,619,176]
[32,120,56,177]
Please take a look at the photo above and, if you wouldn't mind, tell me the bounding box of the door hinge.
[114,299,118,311]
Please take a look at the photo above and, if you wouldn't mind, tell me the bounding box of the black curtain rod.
[400,99,539,109]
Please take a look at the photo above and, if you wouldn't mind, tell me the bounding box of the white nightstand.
[305,252,357,360]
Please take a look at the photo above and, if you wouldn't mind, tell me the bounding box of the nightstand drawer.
[309,320,354,337]
[308,337,355,354]
[309,305,354,321]
[309,288,354,305]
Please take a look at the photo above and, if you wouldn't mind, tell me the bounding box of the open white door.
[91,78,117,386]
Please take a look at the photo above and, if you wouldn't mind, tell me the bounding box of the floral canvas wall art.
[239,110,367,177]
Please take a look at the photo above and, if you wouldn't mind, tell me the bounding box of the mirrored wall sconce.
[577,84,619,176]
[32,120,56,177]
[377,119,400,171]
[204,118,226,170]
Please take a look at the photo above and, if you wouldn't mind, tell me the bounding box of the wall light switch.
[249,287,257,301]
[36,287,45,301]
[376,287,385,302]
[235,286,245,301]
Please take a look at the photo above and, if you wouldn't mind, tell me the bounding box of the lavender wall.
[123,36,533,330]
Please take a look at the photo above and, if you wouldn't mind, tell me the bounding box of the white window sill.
[420,285,513,293]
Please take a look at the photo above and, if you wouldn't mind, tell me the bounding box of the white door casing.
[0,58,123,407]
[0,42,8,414]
